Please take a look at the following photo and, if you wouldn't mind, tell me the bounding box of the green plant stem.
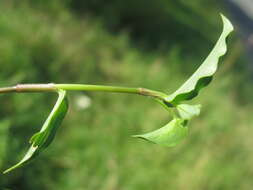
[0,83,168,100]
[56,84,167,99]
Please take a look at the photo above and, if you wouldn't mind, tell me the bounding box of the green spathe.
[133,118,188,147]
[3,90,68,174]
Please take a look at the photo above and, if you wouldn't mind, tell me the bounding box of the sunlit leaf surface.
[166,15,233,105]
[3,90,68,174]
[177,104,201,120]
[133,118,188,147]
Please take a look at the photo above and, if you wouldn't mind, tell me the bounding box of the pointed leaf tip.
[165,15,233,105]
[3,90,68,174]
[133,118,188,147]
[220,14,234,32]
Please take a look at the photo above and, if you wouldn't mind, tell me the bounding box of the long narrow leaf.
[165,14,233,105]
[3,90,68,174]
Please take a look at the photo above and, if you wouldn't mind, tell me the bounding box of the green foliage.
[64,0,222,51]
[133,118,188,147]
[0,1,252,190]
[133,15,233,147]
[3,90,68,174]
[0,120,10,168]
[1,15,233,171]
[7,0,222,52]
[0,5,234,177]
[166,15,234,105]
[176,104,201,120]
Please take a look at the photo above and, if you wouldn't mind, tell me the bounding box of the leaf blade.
[133,118,188,147]
[177,104,201,120]
[3,90,68,174]
[166,14,233,105]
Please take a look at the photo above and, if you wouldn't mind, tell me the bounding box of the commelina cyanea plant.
[1,14,233,174]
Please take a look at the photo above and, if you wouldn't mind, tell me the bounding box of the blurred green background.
[0,0,253,189]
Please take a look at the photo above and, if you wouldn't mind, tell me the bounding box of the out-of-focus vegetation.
[0,0,252,190]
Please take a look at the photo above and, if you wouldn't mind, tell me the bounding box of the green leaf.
[165,14,233,105]
[3,90,68,174]
[177,104,201,120]
[133,118,188,147]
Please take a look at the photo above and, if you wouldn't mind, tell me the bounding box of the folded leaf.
[165,14,233,105]
[3,90,68,174]
[133,118,188,147]
[177,104,201,120]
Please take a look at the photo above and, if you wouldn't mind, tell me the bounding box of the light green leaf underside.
[177,104,201,120]
[3,90,68,174]
[133,118,188,147]
[166,14,233,105]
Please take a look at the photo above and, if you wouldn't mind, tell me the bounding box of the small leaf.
[3,90,68,174]
[165,14,233,105]
[177,104,201,120]
[133,118,188,147]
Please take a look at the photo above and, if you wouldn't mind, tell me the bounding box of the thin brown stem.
[0,83,56,94]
